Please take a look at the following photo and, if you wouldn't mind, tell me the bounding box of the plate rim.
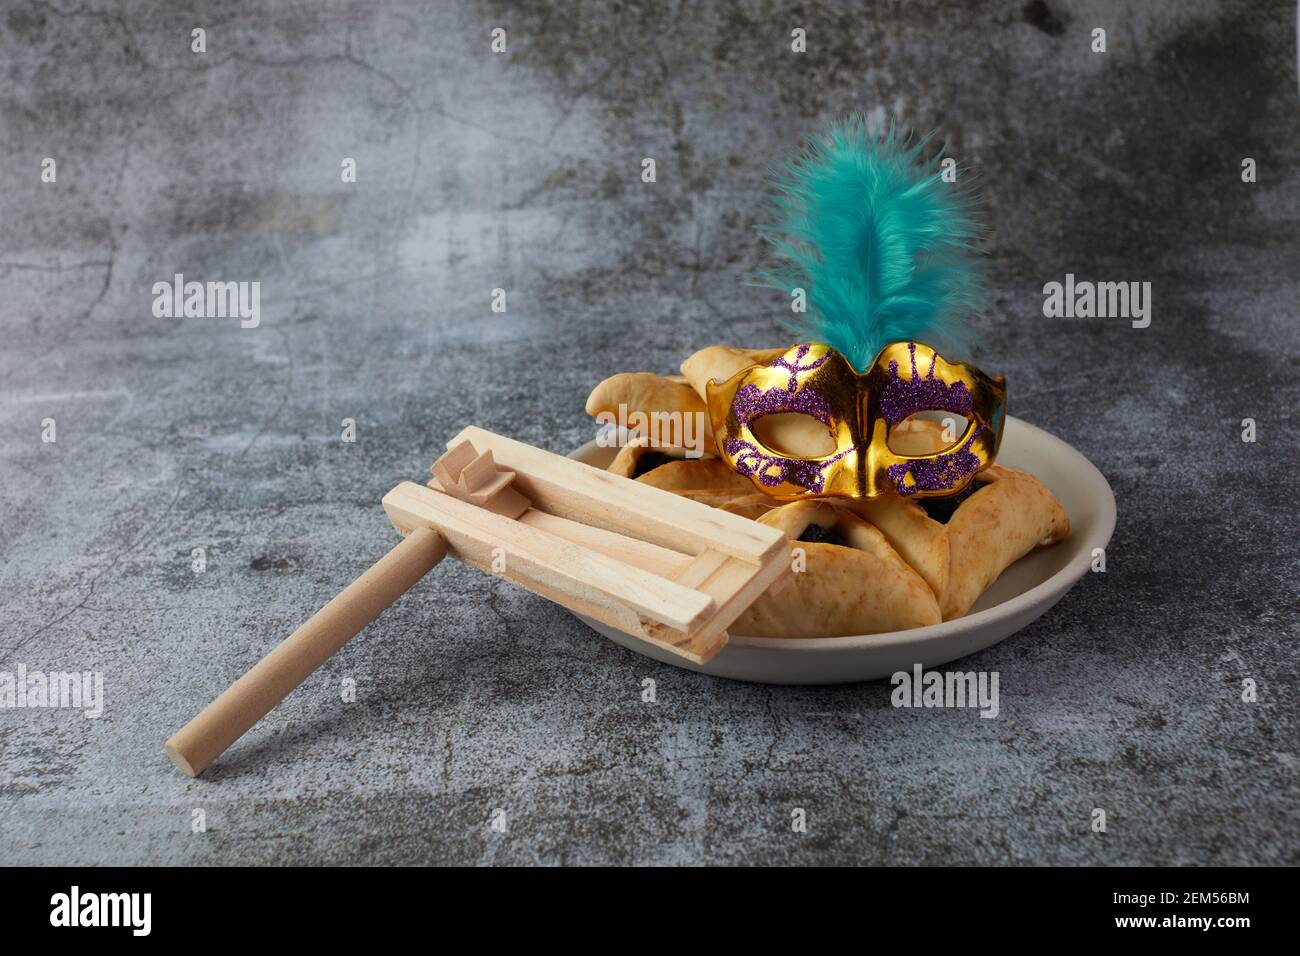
[569,415,1117,654]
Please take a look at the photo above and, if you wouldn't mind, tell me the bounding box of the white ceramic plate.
[567,416,1116,684]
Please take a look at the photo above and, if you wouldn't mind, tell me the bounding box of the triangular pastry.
[731,500,942,637]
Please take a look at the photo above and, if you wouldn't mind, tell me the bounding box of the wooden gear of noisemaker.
[165,426,790,777]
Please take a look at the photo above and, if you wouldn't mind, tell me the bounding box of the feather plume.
[754,117,985,370]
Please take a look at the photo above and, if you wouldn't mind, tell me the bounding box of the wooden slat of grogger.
[696,554,792,638]
[514,508,693,580]
[382,482,716,635]
[643,551,791,661]
[446,426,786,566]
[668,550,792,648]
[674,548,732,590]
[638,619,731,663]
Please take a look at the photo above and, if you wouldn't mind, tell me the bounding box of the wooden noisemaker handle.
[165,526,447,777]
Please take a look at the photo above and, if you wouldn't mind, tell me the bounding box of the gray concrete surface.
[1,0,1297,865]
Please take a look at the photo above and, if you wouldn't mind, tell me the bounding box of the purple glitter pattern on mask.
[725,439,856,494]
[879,342,973,425]
[886,424,986,495]
[726,344,840,493]
[730,379,831,426]
[771,343,830,390]
[730,343,833,426]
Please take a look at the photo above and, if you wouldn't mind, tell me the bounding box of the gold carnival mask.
[706,341,1006,500]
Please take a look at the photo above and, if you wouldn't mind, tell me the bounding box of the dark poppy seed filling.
[631,451,675,478]
[917,481,981,524]
[796,523,850,548]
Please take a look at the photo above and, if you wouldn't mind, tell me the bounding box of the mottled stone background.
[1,0,1296,865]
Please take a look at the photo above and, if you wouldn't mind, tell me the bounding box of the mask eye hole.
[751,412,837,458]
[889,411,969,455]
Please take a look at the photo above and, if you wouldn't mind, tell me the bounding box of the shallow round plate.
[566,416,1116,685]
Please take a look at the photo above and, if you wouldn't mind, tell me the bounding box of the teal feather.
[755,117,985,370]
